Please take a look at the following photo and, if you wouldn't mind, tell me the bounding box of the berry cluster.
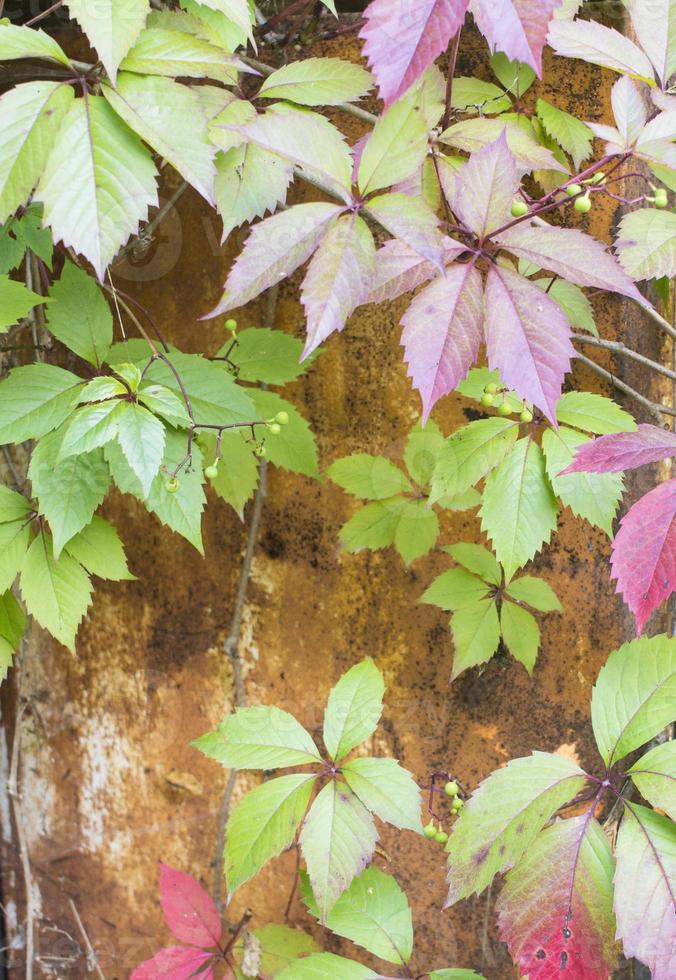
[481,382,533,423]
[424,779,465,845]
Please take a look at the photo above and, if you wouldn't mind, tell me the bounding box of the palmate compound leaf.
[259,58,373,106]
[429,417,519,504]
[470,0,560,76]
[35,95,158,280]
[328,454,411,500]
[547,17,656,83]
[45,260,112,367]
[65,0,150,81]
[444,752,588,905]
[277,953,378,979]
[0,82,74,225]
[158,863,221,947]
[19,531,93,651]
[451,132,519,240]
[205,203,345,319]
[628,742,676,821]
[496,813,618,979]
[615,209,676,282]
[614,804,676,980]
[359,0,469,107]
[480,437,558,581]
[0,363,83,445]
[225,773,316,896]
[323,659,384,762]
[130,946,214,980]
[401,264,483,422]
[611,480,676,634]
[627,0,676,87]
[301,865,413,964]
[591,634,676,767]
[483,265,574,424]
[193,704,321,769]
[300,780,378,922]
[341,757,422,833]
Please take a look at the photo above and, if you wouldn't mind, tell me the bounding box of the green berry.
[268,422,281,435]
[435,830,449,843]
[498,401,512,416]
[444,780,459,797]
[590,171,605,184]
[484,382,498,395]
[225,318,237,333]
[654,189,668,209]
[510,200,528,218]
[254,444,267,458]
[166,477,179,493]
[452,797,464,810]
[481,392,495,407]
[275,411,290,425]
[520,409,534,423]
[204,464,219,480]
[423,822,437,839]
[574,194,592,214]
[565,183,582,197]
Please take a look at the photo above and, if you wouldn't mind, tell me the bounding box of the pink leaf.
[359,0,469,106]
[451,131,519,240]
[159,864,222,948]
[470,0,561,76]
[484,265,574,423]
[496,814,618,979]
[561,425,676,474]
[494,224,645,303]
[610,75,647,148]
[365,237,466,304]
[365,192,445,269]
[131,946,215,980]
[610,478,676,634]
[301,213,376,357]
[401,263,483,421]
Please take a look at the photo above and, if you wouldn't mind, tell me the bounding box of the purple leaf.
[451,132,519,240]
[359,0,469,106]
[484,265,574,423]
[610,478,676,635]
[365,238,466,304]
[204,203,344,318]
[131,947,214,980]
[470,0,561,76]
[561,425,676,474]
[494,224,645,303]
[365,192,445,268]
[159,864,222,948]
[401,264,483,421]
[301,213,376,357]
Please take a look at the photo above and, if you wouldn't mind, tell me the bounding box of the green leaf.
[249,390,318,478]
[421,568,491,612]
[445,543,501,586]
[0,274,47,333]
[119,27,239,84]
[429,418,519,504]
[137,385,190,428]
[225,772,315,896]
[58,402,125,459]
[542,426,623,536]
[357,95,429,196]
[45,261,112,366]
[536,99,593,169]
[323,659,384,762]
[505,575,562,612]
[439,117,565,172]
[591,634,676,766]
[404,419,444,487]
[480,438,558,581]
[145,352,254,427]
[300,780,377,921]
[0,220,25,274]
[192,704,322,769]
[450,599,501,678]
[103,74,216,204]
[116,403,166,499]
[302,865,413,964]
[455,368,523,412]
[215,144,292,243]
[534,277,597,335]
[179,0,248,50]
[490,52,535,97]
[14,205,53,269]
[35,95,158,280]
[237,924,319,978]
[438,486,482,511]
[0,591,27,681]
[194,0,254,46]
[64,516,134,581]
[616,208,676,281]
[0,485,31,523]
[226,327,310,385]
[28,430,110,557]
[430,972,485,980]
[500,600,540,673]
[555,391,636,435]
[451,77,512,115]
[276,953,377,979]
[259,58,372,106]
[445,752,588,904]
[20,531,92,650]
[339,499,402,553]
[0,23,70,66]
[0,364,83,445]
[65,0,150,81]
[628,742,676,821]
[201,431,258,520]
[0,517,32,594]
[394,498,439,565]
[0,81,74,224]
[79,377,127,404]
[341,757,423,833]
[329,454,411,501]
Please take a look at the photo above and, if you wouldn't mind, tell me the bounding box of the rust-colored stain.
[0,25,669,980]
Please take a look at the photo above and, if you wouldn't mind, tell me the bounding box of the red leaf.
[610,479,676,635]
[484,265,574,423]
[159,864,222,948]
[561,425,676,474]
[401,264,483,421]
[131,946,214,980]
[470,0,561,76]
[360,0,469,106]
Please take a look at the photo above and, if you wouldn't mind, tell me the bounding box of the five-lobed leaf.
[323,659,384,762]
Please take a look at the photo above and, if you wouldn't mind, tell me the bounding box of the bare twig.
[572,333,676,383]
[442,30,462,131]
[575,352,675,422]
[68,900,106,980]
[115,182,189,263]
[24,0,63,27]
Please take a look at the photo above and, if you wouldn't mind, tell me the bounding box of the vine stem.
[442,30,461,131]
[572,333,676,383]
[24,0,63,27]
[115,182,188,263]
[575,352,675,422]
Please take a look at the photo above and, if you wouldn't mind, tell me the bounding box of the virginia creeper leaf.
[505,575,561,612]
[64,516,133,582]
[365,192,444,269]
[445,543,501,586]
[65,0,150,81]
[323,659,384,761]
[249,390,319,478]
[0,518,32,595]
[329,455,411,500]
[547,18,655,83]
[46,260,113,367]
[0,23,70,66]
[450,77,512,115]
[421,568,492,612]
[628,742,676,821]
[534,278,597,336]
[429,418,519,503]
[277,953,377,979]
[201,431,258,520]
[58,402,125,459]
[215,144,292,243]
[0,275,48,333]
[489,51,535,96]
[236,924,319,978]
[470,0,560,76]
[226,327,309,385]
[365,238,465,305]
[259,58,373,106]
[119,27,242,84]
[116,403,166,499]
[144,352,254,428]
[393,498,439,564]
[0,591,26,681]
[192,705,321,769]
[542,427,623,536]
[341,757,423,833]
[500,600,539,673]
[19,531,92,651]
[555,392,636,436]
[130,946,214,980]
[0,364,83,445]
[439,117,566,171]
[450,598,501,677]
[563,424,676,475]
[357,94,430,196]
[615,209,676,282]
[536,98,593,169]
[404,420,445,486]
[339,499,402,553]
[451,132,519,240]
[158,863,221,947]
[627,0,676,85]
